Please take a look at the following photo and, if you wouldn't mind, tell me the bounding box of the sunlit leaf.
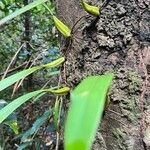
[4,121,19,135]
[53,16,71,37]
[64,74,113,150]
[81,0,100,16]
[47,87,70,95]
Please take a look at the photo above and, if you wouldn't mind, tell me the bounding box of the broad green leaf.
[0,0,48,26]
[0,57,65,91]
[0,87,69,124]
[64,74,113,150]
[53,16,71,38]
[81,1,100,16]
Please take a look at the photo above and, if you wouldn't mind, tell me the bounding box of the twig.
[11,47,48,96]
[71,15,89,34]
[57,97,63,129]
[1,43,25,80]
[11,58,32,98]
[101,0,112,10]
[55,97,63,150]
[55,132,59,150]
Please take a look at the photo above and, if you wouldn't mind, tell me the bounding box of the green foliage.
[0,100,18,134]
[0,57,68,124]
[20,109,52,143]
[0,0,48,26]
[0,87,69,124]
[0,0,16,7]
[0,2,5,10]
[0,57,65,91]
[53,16,71,37]
[53,97,60,129]
[64,74,113,150]
[81,0,100,16]
[4,120,18,135]
[0,0,19,17]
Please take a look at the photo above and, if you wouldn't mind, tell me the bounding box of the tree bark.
[56,0,150,149]
[23,0,33,92]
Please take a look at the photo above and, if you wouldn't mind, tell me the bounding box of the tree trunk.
[56,0,150,149]
[23,0,33,92]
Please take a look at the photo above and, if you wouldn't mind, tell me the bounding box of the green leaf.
[4,121,19,135]
[0,2,5,9]
[0,100,19,134]
[21,109,52,142]
[0,87,69,124]
[64,74,113,150]
[42,57,65,68]
[17,142,32,150]
[46,87,70,95]
[0,90,43,124]
[0,57,65,91]
[0,0,48,26]
[53,16,71,38]
[0,66,40,92]
[53,98,60,129]
[81,0,100,16]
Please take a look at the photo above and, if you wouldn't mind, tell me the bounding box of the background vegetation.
[0,0,62,149]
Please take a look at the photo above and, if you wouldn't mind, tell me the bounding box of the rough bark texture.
[56,0,150,149]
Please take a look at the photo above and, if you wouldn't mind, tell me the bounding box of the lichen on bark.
[56,0,150,149]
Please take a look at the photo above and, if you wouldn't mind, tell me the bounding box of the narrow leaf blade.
[0,87,69,124]
[0,0,48,26]
[0,66,40,92]
[53,98,60,129]
[42,57,65,68]
[21,109,52,142]
[0,90,43,123]
[0,57,64,91]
